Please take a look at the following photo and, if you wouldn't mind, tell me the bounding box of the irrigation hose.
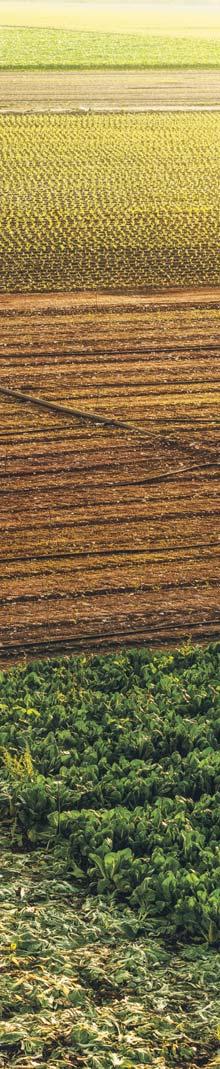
[0,383,156,438]
[0,382,218,484]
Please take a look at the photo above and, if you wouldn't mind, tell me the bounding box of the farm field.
[1,28,220,70]
[0,289,219,661]
[1,9,219,1069]
[0,112,220,292]
[0,643,220,1068]
[1,1,220,35]
[1,68,220,113]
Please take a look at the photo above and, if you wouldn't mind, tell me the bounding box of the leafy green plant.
[0,642,220,941]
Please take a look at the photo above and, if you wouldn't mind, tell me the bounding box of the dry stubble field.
[1,69,220,112]
[0,289,219,660]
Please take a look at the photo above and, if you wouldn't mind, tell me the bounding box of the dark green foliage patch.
[1,643,220,943]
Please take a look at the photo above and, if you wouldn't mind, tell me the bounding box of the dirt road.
[1,69,220,112]
[0,288,219,660]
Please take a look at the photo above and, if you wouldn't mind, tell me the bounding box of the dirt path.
[0,288,219,660]
[1,69,220,112]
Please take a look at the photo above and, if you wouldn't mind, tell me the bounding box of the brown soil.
[0,69,220,112]
[0,288,219,661]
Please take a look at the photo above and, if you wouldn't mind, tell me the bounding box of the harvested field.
[1,69,220,112]
[1,113,220,292]
[0,644,220,1068]
[1,846,220,1069]
[0,289,219,661]
[0,639,220,1069]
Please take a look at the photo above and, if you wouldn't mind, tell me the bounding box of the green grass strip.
[1,28,220,68]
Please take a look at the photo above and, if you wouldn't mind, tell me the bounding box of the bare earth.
[1,69,220,112]
[0,288,219,661]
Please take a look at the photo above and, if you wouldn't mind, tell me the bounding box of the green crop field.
[0,28,220,69]
[0,112,219,292]
[1,643,220,1067]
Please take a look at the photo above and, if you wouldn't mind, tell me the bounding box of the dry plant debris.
[0,643,220,1067]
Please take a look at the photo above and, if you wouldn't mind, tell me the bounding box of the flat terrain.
[1,113,220,292]
[0,645,220,1068]
[1,26,220,68]
[1,69,220,112]
[1,1,220,34]
[1,846,220,1069]
[0,289,219,661]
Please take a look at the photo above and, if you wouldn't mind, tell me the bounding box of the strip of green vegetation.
[0,28,220,68]
[1,643,220,944]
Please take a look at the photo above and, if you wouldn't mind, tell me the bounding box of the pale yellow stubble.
[0,2,220,36]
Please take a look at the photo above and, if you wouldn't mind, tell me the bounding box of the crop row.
[0,113,219,290]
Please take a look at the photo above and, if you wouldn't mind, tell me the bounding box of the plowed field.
[1,70,220,112]
[0,289,219,661]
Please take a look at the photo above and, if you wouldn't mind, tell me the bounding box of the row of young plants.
[1,114,220,292]
[0,643,219,942]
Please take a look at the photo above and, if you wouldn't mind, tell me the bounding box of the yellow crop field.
[0,113,219,292]
[1,2,220,35]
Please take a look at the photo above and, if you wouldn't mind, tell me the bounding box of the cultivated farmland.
[1,69,220,113]
[0,644,220,1068]
[0,289,219,661]
[1,28,220,70]
[0,112,220,293]
[0,23,220,1068]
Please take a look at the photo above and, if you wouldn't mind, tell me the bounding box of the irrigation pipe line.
[0,382,218,484]
[0,383,165,439]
